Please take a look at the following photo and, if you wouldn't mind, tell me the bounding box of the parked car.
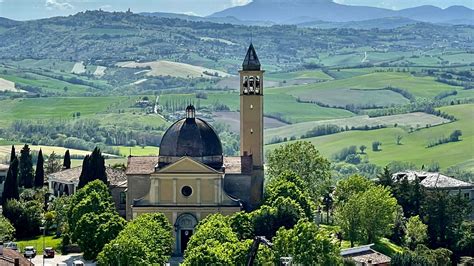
[24,246,36,258]
[43,247,55,258]
[4,242,20,253]
[72,260,84,266]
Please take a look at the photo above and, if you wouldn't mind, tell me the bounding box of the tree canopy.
[266,141,331,199]
[34,149,44,188]
[18,144,34,188]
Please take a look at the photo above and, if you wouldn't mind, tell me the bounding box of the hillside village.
[0,0,473,265]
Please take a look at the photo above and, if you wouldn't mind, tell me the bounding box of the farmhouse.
[125,44,265,255]
[47,166,127,217]
[392,171,474,219]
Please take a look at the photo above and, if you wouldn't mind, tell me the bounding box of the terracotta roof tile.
[224,157,242,174]
[48,166,127,186]
[126,156,158,175]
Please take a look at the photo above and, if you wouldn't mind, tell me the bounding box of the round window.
[181,186,193,197]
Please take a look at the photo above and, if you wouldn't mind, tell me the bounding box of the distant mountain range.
[209,0,474,25]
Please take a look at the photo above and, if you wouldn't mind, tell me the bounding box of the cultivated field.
[265,112,450,143]
[0,77,23,92]
[266,104,474,172]
[71,61,86,74]
[117,60,231,79]
[213,111,288,133]
[115,146,159,157]
[277,72,463,99]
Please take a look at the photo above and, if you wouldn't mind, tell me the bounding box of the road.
[30,253,96,266]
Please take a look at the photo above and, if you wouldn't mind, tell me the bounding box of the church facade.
[125,44,265,255]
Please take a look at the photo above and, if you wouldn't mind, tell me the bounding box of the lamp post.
[40,223,45,266]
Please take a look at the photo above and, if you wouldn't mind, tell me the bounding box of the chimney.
[14,258,20,266]
[367,259,373,266]
[0,241,3,255]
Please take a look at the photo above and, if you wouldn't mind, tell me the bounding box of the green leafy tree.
[266,141,331,199]
[34,149,44,188]
[335,194,362,247]
[0,215,15,241]
[229,212,254,240]
[183,213,248,265]
[99,213,173,264]
[336,185,398,245]
[333,174,374,205]
[264,172,314,218]
[359,145,367,154]
[253,197,303,240]
[63,150,71,169]
[18,144,34,188]
[372,141,382,151]
[272,219,341,265]
[2,157,19,205]
[48,196,71,236]
[405,215,428,250]
[67,180,116,246]
[45,151,62,174]
[75,211,125,260]
[3,199,42,238]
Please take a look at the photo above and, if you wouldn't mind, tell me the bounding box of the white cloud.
[231,0,252,7]
[45,0,74,10]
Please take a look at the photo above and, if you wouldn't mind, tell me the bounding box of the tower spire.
[242,43,261,71]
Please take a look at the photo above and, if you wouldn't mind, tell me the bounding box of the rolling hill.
[210,0,474,25]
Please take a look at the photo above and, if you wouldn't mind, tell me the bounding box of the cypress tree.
[63,150,71,169]
[9,145,15,163]
[78,148,107,188]
[2,157,19,205]
[19,144,34,188]
[78,155,90,189]
[34,149,44,188]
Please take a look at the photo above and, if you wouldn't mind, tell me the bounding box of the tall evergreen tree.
[19,144,34,188]
[78,148,107,188]
[2,157,19,205]
[78,155,90,189]
[34,149,45,188]
[9,145,15,163]
[63,150,71,169]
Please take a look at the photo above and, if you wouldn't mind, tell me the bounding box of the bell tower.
[240,43,264,169]
[240,43,264,210]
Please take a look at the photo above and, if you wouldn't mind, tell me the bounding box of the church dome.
[158,105,223,169]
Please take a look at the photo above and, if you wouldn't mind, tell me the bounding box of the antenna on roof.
[129,147,132,157]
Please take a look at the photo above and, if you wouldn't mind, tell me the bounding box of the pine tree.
[2,157,19,205]
[34,149,45,188]
[377,166,393,187]
[63,150,71,169]
[19,144,34,188]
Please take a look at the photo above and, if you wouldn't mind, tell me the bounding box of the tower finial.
[242,43,261,71]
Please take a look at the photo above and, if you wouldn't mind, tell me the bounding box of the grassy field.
[293,88,410,108]
[161,91,354,123]
[275,72,463,99]
[17,235,62,254]
[266,70,333,81]
[0,96,140,126]
[115,145,159,156]
[265,112,450,143]
[266,104,474,172]
[0,73,92,94]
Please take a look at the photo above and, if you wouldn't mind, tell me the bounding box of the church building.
[125,44,265,255]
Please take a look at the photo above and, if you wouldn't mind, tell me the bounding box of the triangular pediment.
[157,157,220,174]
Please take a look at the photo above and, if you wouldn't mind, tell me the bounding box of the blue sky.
[1,0,472,21]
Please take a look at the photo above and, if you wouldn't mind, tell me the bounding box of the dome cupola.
[158,105,223,169]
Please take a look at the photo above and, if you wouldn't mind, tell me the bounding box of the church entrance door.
[180,229,193,254]
[175,213,198,255]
